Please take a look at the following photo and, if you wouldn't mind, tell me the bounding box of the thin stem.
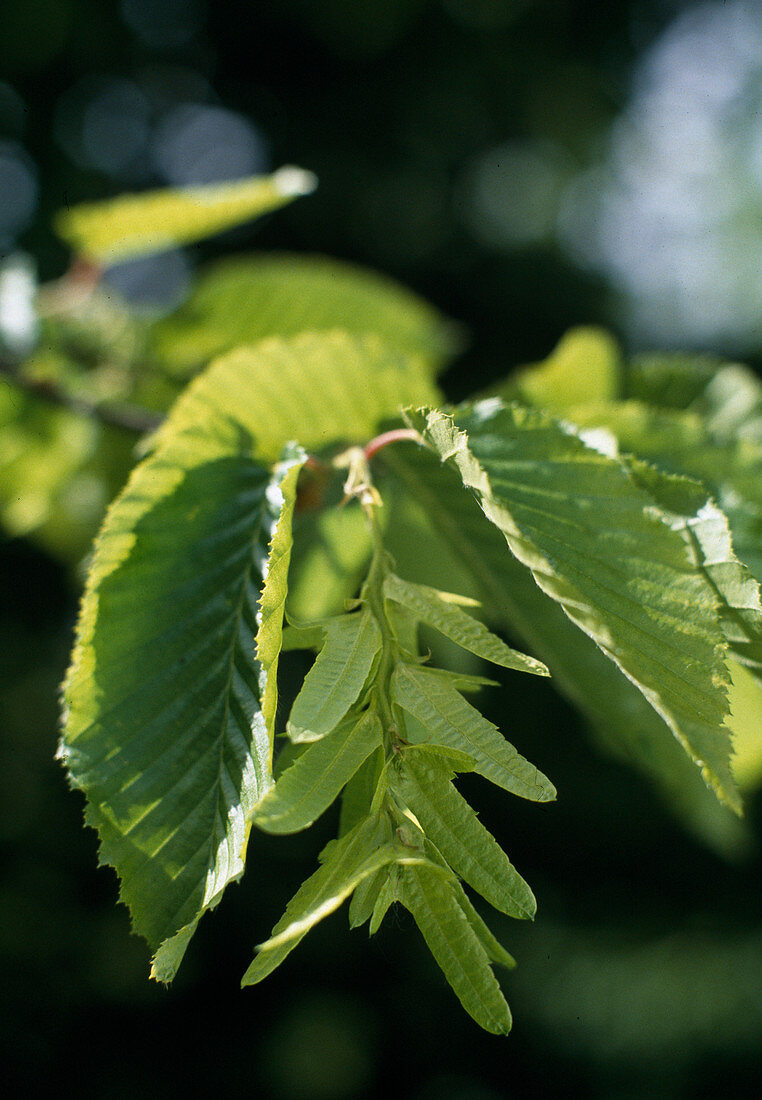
[363,427,422,461]
[0,354,163,435]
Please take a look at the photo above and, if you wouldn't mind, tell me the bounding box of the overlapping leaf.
[494,326,622,411]
[287,610,382,742]
[622,459,762,685]
[392,663,555,801]
[403,402,741,811]
[383,573,548,675]
[255,710,383,833]
[380,443,750,851]
[567,400,762,584]
[150,253,462,377]
[396,861,513,1034]
[149,330,440,463]
[242,815,405,985]
[624,352,728,411]
[395,744,536,919]
[692,362,762,445]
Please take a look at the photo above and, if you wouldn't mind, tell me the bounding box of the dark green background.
[2,2,762,1096]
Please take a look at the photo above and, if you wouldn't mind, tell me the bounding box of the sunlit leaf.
[408,402,739,811]
[495,327,621,410]
[242,815,402,984]
[568,399,762,585]
[150,330,440,464]
[381,443,749,853]
[368,873,397,935]
[54,167,316,264]
[624,352,725,411]
[150,252,462,376]
[621,458,762,686]
[59,387,305,982]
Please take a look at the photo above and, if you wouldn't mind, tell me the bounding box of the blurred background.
[2,0,762,1095]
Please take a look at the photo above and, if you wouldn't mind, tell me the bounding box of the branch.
[0,354,163,435]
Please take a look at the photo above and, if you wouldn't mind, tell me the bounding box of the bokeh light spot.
[152,104,269,186]
[0,140,38,241]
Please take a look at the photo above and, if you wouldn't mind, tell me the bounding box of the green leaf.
[54,167,316,264]
[254,710,383,834]
[0,375,135,561]
[150,330,440,464]
[621,459,762,686]
[395,745,536,919]
[287,502,374,623]
[348,867,386,929]
[453,886,517,971]
[408,402,739,811]
[339,747,385,837]
[567,399,762,585]
[346,800,395,926]
[728,660,762,793]
[384,572,548,675]
[368,873,397,935]
[287,609,382,743]
[280,621,327,652]
[624,352,724,411]
[409,666,499,693]
[149,252,462,377]
[242,815,399,984]
[496,327,622,411]
[59,387,304,979]
[397,862,513,1034]
[380,444,750,853]
[693,362,762,445]
[392,662,555,801]
[419,835,517,969]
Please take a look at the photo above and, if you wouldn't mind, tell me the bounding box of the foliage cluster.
[3,171,761,1032]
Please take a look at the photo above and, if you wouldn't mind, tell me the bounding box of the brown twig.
[0,354,163,435]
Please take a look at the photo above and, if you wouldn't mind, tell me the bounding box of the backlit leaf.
[567,399,762,586]
[60,407,304,979]
[54,167,316,264]
[150,330,440,464]
[150,252,462,376]
[497,327,622,411]
[408,402,739,811]
[395,744,536,920]
[242,815,401,984]
[381,442,748,851]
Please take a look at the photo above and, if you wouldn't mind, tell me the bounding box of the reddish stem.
[363,427,422,460]
[304,454,329,472]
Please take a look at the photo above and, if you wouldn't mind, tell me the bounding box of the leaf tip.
[271,165,318,198]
